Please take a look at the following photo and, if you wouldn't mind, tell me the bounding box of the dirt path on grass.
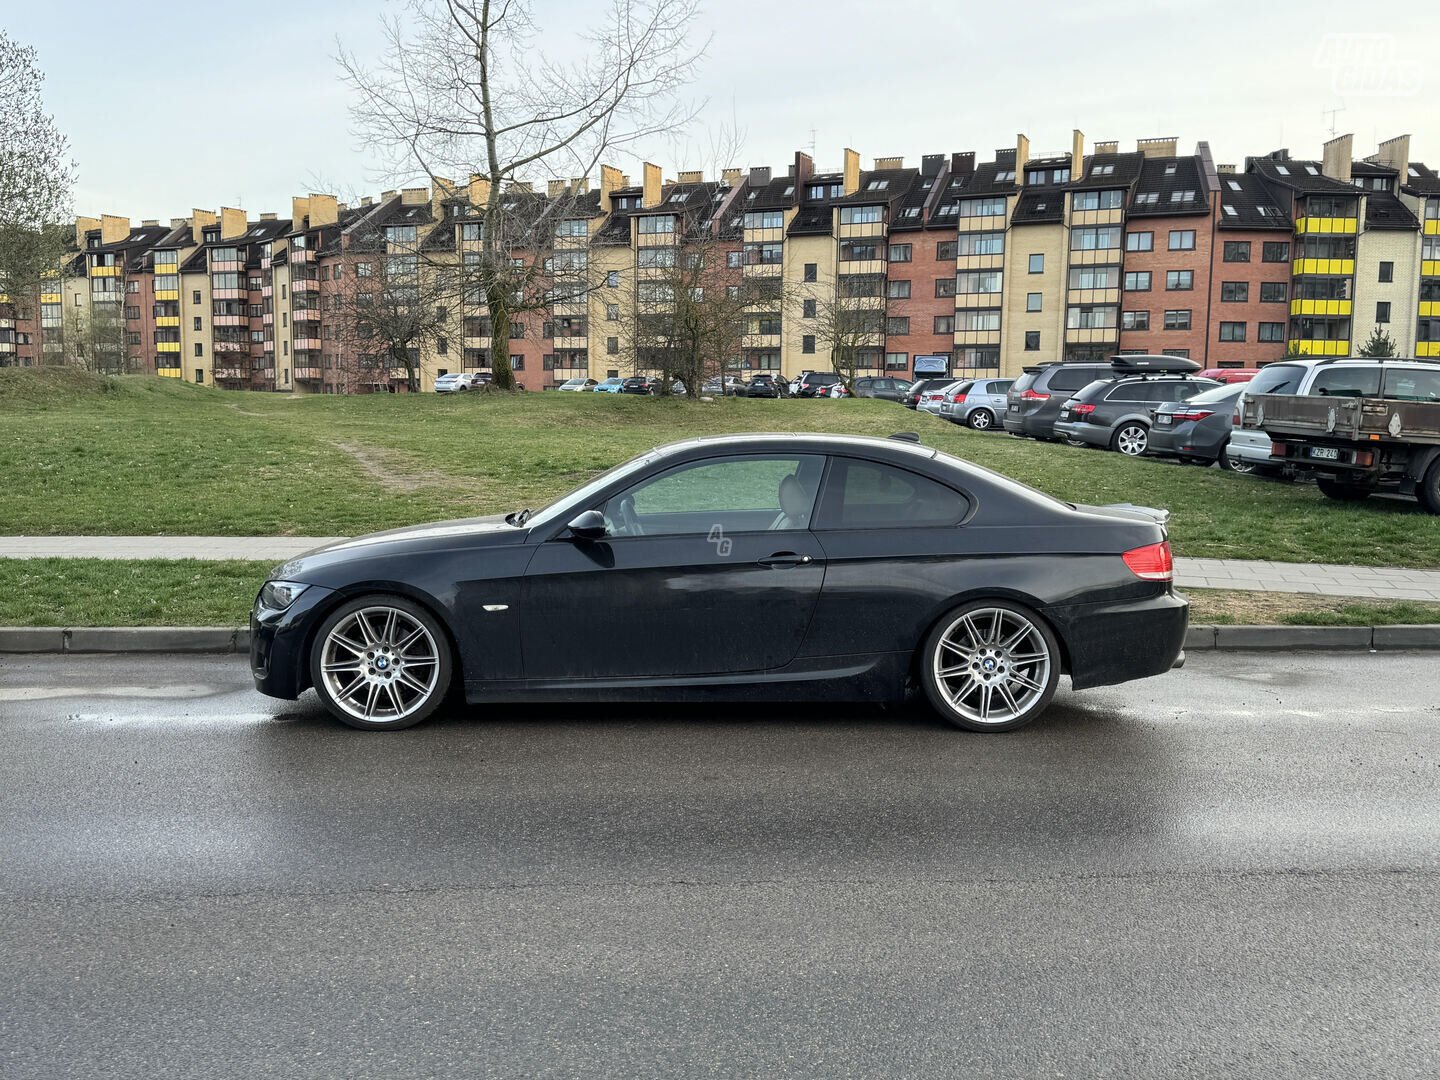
[330,440,469,493]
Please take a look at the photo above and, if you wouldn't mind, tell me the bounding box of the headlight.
[259,580,309,610]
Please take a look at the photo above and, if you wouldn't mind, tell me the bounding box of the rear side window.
[1103,381,1149,402]
[1246,364,1305,395]
[1309,367,1381,397]
[1046,366,1108,392]
[1011,372,1039,394]
[1383,368,1440,402]
[817,458,969,530]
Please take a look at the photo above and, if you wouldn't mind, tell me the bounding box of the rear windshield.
[1046,366,1108,392]
[1010,371,1039,394]
[1246,364,1305,395]
[1383,368,1440,401]
[1185,383,1246,406]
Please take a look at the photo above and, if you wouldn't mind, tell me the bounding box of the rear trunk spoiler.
[1094,502,1171,526]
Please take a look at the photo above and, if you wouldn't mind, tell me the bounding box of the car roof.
[650,432,940,462]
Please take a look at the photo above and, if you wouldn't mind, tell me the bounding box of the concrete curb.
[2,625,1439,655]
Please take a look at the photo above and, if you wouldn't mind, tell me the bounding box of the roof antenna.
[1322,106,1345,138]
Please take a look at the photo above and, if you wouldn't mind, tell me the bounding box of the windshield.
[521,451,664,531]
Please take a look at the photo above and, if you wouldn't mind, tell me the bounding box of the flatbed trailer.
[1244,393,1440,513]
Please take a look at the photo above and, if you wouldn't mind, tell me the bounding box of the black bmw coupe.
[251,433,1187,732]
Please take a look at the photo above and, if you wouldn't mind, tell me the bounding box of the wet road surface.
[2,652,1437,1079]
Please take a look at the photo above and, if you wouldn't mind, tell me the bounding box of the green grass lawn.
[3,367,1440,566]
[4,559,1438,629]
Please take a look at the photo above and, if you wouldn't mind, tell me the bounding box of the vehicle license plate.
[1308,446,1341,461]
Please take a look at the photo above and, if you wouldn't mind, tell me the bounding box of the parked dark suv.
[1052,358,1215,457]
[1003,362,1116,439]
[794,372,842,398]
[852,376,910,402]
[745,374,788,398]
[621,376,657,394]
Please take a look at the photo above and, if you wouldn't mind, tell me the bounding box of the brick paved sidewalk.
[4,536,1440,602]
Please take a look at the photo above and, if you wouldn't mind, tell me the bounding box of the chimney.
[1323,133,1354,183]
[1217,164,1238,175]
[1015,134,1030,185]
[191,209,217,245]
[100,214,130,245]
[570,177,590,194]
[1371,134,1411,176]
[431,177,457,218]
[169,217,187,230]
[677,170,703,184]
[290,197,311,229]
[842,148,860,195]
[220,207,247,240]
[748,165,772,188]
[547,179,568,198]
[874,156,903,170]
[360,196,373,208]
[793,151,814,191]
[1136,137,1178,158]
[466,175,490,207]
[381,190,397,202]
[642,162,662,207]
[74,215,101,247]
[1071,129,1084,174]
[921,154,945,178]
[721,168,741,187]
[950,151,975,177]
[400,187,428,206]
[600,165,625,203]
[260,212,278,221]
[1095,140,1118,154]
[141,219,159,227]
[307,194,338,226]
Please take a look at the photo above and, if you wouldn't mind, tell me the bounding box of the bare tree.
[337,0,705,391]
[789,269,886,389]
[64,302,131,375]
[0,31,74,311]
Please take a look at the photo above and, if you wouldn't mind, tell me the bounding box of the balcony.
[213,314,247,327]
[1426,220,1440,236]
[1292,258,1355,276]
[1291,339,1350,356]
[291,276,320,293]
[213,366,249,381]
[213,340,248,354]
[210,259,243,273]
[1417,342,1440,357]
[212,288,246,301]
[292,337,323,350]
[1290,299,1353,317]
[290,248,313,264]
[1294,216,1358,235]
[294,366,322,381]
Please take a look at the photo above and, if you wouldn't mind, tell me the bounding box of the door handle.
[758,552,814,568]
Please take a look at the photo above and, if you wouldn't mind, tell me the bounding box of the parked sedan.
[903,379,956,409]
[251,433,1188,733]
[917,380,961,415]
[434,372,486,393]
[557,377,599,392]
[1146,383,1248,465]
[592,377,626,393]
[939,378,1013,430]
[852,377,911,403]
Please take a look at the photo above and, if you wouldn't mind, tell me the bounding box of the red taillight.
[1123,541,1173,581]
[1020,388,1050,401]
[1171,408,1214,423]
[951,393,967,403]
[1231,409,1242,427]
[1070,403,1096,415]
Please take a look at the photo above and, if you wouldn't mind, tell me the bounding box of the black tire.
[1315,477,1373,502]
[920,599,1061,733]
[967,408,996,431]
[309,594,453,731]
[1421,460,1440,516]
[1217,446,1250,473]
[1111,422,1150,457]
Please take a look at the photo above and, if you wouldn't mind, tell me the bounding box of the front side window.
[603,455,825,537]
[816,458,968,530]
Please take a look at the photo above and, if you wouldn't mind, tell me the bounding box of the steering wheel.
[617,494,644,536]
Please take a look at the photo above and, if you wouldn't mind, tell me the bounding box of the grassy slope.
[3,368,1439,566]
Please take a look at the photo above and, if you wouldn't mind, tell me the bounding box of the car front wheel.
[309,595,452,730]
[967,408,995,430]
[921,601,1061,732]
[1112,423,1149,457]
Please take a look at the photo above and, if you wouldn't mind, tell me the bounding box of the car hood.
[271,514,520,581]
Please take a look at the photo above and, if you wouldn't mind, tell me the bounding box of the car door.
[521,453,828,680]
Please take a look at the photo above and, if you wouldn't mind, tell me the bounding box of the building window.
[802,298,817,318]
[1070,226,1121,251]
[1026,292,1042,312]
[936,241,958,260]
[1024,331,1040,351]
[1258,322,1286,342]
[1124,271,1152,292]
[607,336,619,354]
[1376,301,1391,324]
[607,271,620,288]
[511,355,525,371]
[1262,241,1290,263]
[887,280,911,299]
[743,210,785,230]
[956,232,1004,257]
[1028,254,1044,274]
[1121,311,1149,331]
[955,271,1001,295]
[935,278,957,298]
[934,316,954,334]
[1126,232,1154,252]
[1164,310,1192,330]
[1260,282,1287,303]
[886,317,910,335]
[803,263,817,283]
[1161,349,1190,359]
[1166,270,1194,291]
[888,244,912,262]
[193,316,202,331]
[637,215,676,234]
[1221,281,1249,302]
[193,342,203,357]
[958,197,1006,218]
[885,352,908,370]
[1072,189,1124,211]
[436,337,448,355]
[1223,241,1252,262]
[1065,304,1117,330]
[802,335,816,354]
[1219,321,1246,342]
[839,206,882,225]
[606,303,619,321]
[195,369,204,384]
[1379,261,1394,283]
[1168,230,1196,251]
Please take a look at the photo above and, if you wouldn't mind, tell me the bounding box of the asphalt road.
[2,652,1436,1080]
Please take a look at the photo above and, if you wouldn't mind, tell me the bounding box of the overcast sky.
[8,0,1433,220]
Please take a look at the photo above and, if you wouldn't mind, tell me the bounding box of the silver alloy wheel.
[319,606,441,724]
[969,408,994,430]
[1224,454,1255,474]
[932,607,1052,726]
[1115,424,1148,456]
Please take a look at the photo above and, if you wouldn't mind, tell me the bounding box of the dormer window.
[1223,205,1238,217]
[995,169,1015,182]
[1305,165,1319,175]
[1227,180,1242,191]
[1093,164,1115,176]
[865,179,888,191]
[1163,163,1177,176]
[1275,165,1290,175]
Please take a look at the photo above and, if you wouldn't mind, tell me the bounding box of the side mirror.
[567,509,608,541]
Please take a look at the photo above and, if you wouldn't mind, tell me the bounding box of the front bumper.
[250,584,336,700]
[1049,590,1189,691]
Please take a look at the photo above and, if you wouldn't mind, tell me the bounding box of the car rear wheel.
[1112,423,1149,457]
[967,408,995,430]
[1315,478,1373,503]
[310,595,452,731]
[1420,460,1440,515]
[1218,446,1252,473]
[921,601,1060,732]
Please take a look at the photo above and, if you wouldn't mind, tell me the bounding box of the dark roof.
[960,151,1019,197]
[1402,161,1440,196]
[887,168,949,232]
[1010,189,1064,225]
[1215,172,1292,230]
[744,176,797,211]
[785,172,854,237]
[1128,156,1209,217]
[1349,160,1394,178]
[1248,157,1362,195]
[837,168,920,206]
[1069,152,1145,191]
[1364,191,1419,230]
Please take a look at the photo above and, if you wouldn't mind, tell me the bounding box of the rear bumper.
[1052,421,1107,447]
[1002,408,1053,437]
[1049,591,1189,691]
[1148,423,1223,459]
